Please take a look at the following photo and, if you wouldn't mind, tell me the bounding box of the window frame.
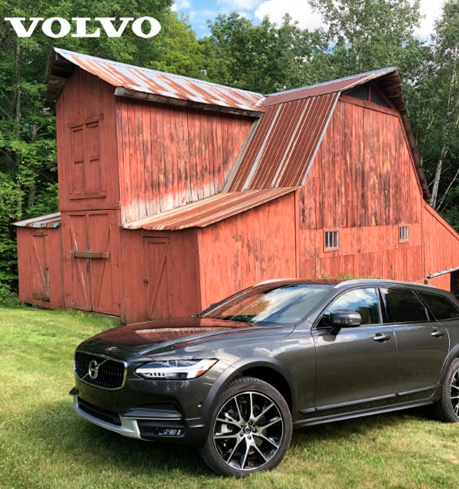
[313,286,385,330]
[399,225,409,243]
[417,290,459,322]
[324,230,339,251]
[378,286,432,325]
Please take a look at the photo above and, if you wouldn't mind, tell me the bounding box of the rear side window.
[381,288,428,323]
[418,292,459,320]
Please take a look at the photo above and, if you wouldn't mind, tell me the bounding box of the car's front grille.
[77,398,122,426]
[74,351,126,389]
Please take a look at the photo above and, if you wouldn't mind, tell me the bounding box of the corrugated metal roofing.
[262,67,397,106]
[50,48,264,113]
[122,188,296,231]
[227,93,339,191]
[12,212,61,229]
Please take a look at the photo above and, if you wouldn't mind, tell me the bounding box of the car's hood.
[77,317,293,360]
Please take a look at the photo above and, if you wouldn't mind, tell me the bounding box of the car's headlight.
[135,359,217,380]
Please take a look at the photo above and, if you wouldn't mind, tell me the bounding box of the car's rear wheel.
[198,376,292,477]
[433,358,459,422]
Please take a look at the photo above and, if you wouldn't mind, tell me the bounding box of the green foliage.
[200,13,330,93]
[0,280,20,306]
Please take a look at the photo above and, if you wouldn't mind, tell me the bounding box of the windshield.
[200,284,332,325]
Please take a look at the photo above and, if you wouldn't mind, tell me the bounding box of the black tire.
[198,376,292,477]
[432,358,459,423]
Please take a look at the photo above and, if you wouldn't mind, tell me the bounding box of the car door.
[312,287,397,411]
[380,287,450,397]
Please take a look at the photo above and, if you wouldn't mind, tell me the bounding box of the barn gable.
[227,68,430,200]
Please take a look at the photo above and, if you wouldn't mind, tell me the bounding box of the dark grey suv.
[71,279,459,477]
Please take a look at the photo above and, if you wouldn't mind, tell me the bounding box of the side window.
[418,292,459,320]
[381,288,429,323]
[321,288,381,326]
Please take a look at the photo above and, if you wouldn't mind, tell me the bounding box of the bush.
[0,281,21,307]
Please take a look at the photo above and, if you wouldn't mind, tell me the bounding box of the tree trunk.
[13,41,22,219]
[430,145,448,209]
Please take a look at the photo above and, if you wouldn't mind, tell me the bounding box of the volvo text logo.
[4,17,161,38]
[88,359,100,380]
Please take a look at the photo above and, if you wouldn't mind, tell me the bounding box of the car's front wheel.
[199,376,292,477]
[433,358,459,422]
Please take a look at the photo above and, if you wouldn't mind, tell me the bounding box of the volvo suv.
[71,279,459,477]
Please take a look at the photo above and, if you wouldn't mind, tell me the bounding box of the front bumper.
[71,356,235,444]
[73,395,142,439]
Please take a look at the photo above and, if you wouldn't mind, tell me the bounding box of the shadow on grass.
[24,399,213,479]
[291,405,435,447]
[22,397,438,479]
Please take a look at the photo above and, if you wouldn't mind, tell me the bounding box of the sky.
[172,0,447,39]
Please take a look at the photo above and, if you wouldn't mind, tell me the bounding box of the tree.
[199,13,329,94]
[411,0,459,213]
[309,0,423,75]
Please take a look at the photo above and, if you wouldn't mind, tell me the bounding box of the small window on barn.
[399,226,409,242]
[325,231,339,250]
[346,84,369,101]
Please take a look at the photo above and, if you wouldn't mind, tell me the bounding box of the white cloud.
[217,0,263,11]
[254,0,325,30]
[416,0,445,38]
[172,0,192,12]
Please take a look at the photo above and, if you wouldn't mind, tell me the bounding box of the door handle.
[373,333,390,342]
[431,330,445,338]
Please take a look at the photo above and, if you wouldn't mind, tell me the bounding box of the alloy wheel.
[212,391,284,471]
[451,368,459,418]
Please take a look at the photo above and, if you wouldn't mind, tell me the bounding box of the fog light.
[156,428,183,436]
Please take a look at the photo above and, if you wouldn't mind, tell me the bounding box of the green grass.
[0,306,458,489]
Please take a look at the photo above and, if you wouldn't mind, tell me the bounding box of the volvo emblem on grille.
[88,359,100,379]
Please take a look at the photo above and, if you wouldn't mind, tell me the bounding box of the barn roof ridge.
[54,48,264,98]
[49,48,265,114]
[264,67,398,100]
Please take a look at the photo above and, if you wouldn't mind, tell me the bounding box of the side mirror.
[329,309,362,335]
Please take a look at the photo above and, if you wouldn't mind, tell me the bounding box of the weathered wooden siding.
[298,99,424,282]
[16,227,63,308]
[423,202,459,290]
[197,193,296,309]
[121,229,201,323]
[116,98,254,223]
[56,70,119,211]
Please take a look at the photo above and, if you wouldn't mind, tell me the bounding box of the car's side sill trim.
[295,399,433,428]
[398,385,437,397]
[309,393,397,413]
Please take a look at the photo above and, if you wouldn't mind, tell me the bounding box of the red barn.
[14,48,459,323]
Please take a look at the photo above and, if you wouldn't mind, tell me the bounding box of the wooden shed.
[14,48,459,323]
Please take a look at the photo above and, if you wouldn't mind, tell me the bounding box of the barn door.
[144,237,170,320]
[64,214,91,311]
[31,232,50,301]
[88,212,120,315]
[62,211,120,315]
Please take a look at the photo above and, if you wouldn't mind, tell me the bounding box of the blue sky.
[172,0,446,39]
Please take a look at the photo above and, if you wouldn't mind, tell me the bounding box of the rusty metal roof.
[12,212,61,229]
[49,48,264,114]
[228,67,430,199]
[227,93,339,191]
[262,67,397,106]
[122,188,296,231]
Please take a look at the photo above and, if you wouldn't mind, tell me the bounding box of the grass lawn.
[0,306,458,489]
